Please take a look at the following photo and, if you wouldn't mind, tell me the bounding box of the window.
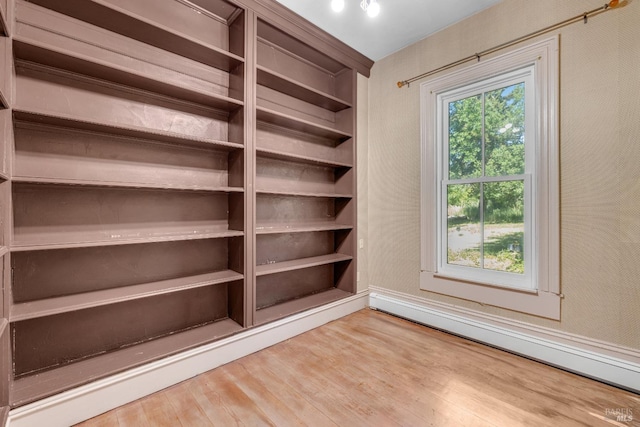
[420,37,560,319]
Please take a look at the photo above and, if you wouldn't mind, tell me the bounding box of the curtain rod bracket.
[583,13,588,24]
[475,53,481,62]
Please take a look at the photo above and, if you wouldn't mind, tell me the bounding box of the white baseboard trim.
[8,291,369,427]
[369,287,640,394]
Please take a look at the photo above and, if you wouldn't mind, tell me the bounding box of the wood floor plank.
[74,309,640,427]
[198,367,276,426]
[221,361,309,426]
[115,401,150,427]
[283,328,475,427]
[186,374,243,426]
[255,341,404,426]
[310,322,494,426]
[336,311,638,427]
[74,410,120,427]
[140,391,182,427]
[236,358,339,427]
[318,315,506,426]
[163,382,213,427]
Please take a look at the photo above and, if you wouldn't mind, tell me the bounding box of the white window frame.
[420,37,560,319]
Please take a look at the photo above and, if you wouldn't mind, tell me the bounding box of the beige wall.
[366,0,640,349]
[357,73,369,293]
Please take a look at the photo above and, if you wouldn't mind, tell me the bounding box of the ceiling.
[274,0,502,61]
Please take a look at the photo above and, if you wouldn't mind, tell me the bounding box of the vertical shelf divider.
[0,0,11,416]
[244,9,257,327]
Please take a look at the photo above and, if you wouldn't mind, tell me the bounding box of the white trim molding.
[7,291,369,427]
[420,36,560,319]
[369,287,640,394]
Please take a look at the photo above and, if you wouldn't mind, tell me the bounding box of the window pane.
[447,183,481,268]
[484,83,525,177]
[483,181,524,273]
[449,95,482,179]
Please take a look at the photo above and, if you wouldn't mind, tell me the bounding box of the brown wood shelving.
[256,222,353,235]
[11,270,244,322]
[255,189,352,199]
[13,110,244,152]
[14,41,244,111]
[256,106,353,141]
[11,229,244,252]
[0,406,7,427]
[24,0,245,72]
[256,146,353,168]
[257,65,352,112]
[0,0,8,36]
[0,37,9,108]
[255,288,352,325]
[12,177,244,194]
[256,253,352,277]
[0,0,370,411]
[10,317,244,407]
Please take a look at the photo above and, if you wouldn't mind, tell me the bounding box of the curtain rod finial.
[397,81,406,88]
[609,0,628,8]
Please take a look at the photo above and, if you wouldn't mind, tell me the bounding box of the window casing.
[420,37,560,319]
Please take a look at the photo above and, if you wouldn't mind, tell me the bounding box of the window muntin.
[436,67,535,290]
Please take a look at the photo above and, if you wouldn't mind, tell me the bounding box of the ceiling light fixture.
[331,0,345,12]
[331,0,380,17]
[361,0,380,17]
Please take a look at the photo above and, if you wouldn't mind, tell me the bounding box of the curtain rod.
[396,0,627,89]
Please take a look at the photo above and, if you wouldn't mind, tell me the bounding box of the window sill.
[433,272,538,294]
[420,271,560,320]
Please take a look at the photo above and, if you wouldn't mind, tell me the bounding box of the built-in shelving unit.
[254,16,357,324]
[0,0,372,413]
[7,0,248,406]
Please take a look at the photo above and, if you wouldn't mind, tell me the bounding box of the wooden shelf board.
[11,229,244,252]
[0,35,7,108]
[25,0,245,73]
[256,222,353,235]
[0,170,9,181]
[11,270,243,322]
[10,318,244,407]
[0,406,8,427]
[0,246,7,258]
[12,176,244,194]
[256,106,352,142]
[0,319,7,337]
[256,189,352,199]
[256,147,352,169]
[13,110,244,152]
[256,253,352,277]
[14,39,244,112]
[255,288,352,325]
[257,65,351,112]
[0,1,8,37]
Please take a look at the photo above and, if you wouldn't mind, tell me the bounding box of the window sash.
[438,174,533,290]
[436,68,535,290]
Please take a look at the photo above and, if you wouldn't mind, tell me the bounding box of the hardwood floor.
[75,309,639,427]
